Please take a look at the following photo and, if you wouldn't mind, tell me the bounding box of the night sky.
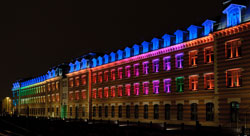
[0,0,224,100]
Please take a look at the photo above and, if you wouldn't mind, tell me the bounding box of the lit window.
[204,47,214,64]
[104,87,109,98]
[56,82,59,90]
[134,83,139,96]
[81,90,86,99]
[164,79,171,93]
[225,39,241,59]
[226,68,242,87]
[111,86,116,97]
[52,82,55,91]
[153,80,159,94]
[163,56,171,71]
[134,63,140,76]
[92,89,97,99]
[143,82,149,95]
[125,84,131,96]
[189,75,198,91]
[118,67,123,79]
[111,69,116,80]
[118,85,123,97]
[92,73,97,84]
[69,91,73,101]
[75,91,79,100]
[125,66,131,78]
[189,50,198,66]
[152,59,159,73]
[75,77,80,87]
[204,73,214,90]
[104,71,109,82]
[98,88,103,99]
[176,77,184,92]
[98,72,103,83]
[143,61,149,75]
[81,75,86,85]
[48,83,51,91]
[176,53,184,69]
[52,94,55,102]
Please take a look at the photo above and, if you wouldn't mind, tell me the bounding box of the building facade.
[11,1,250,127]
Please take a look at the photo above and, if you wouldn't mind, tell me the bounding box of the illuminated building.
[2,97,12,114]
[11,1,250,127]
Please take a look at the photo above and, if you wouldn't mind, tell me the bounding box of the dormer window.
[69,63,74,72]
[142,41,149,53]
[92,58,97,67]
[223,4,246,27]
[104,54,109,64]
[117,50,123,60]
[187,25,202,40]
[98,56,103,66]
[174,30,187,44]
[75,61,80,71]
[81,58,87,69]
[202,20,215,36]
[151,38,160,50]
[110,52,116,62]
[162,34,174,47]
[133,44,140,56]
[124,47,131,58]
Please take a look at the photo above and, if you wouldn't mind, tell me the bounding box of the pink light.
[134,83,139,96]
[153,80,159,94]
[143,82,149,95]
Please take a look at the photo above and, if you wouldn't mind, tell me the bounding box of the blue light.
[132,44,140,56]
[202,20,215,36]
[223,4,246,27]
[162,34,173,47]
[124,47,131,58]
[174,30,187,44]
[117,50,123,60]
[98,56,103,65]
[52,69,56,77]
[92,58,97,67]
[69,63,74,72]
[104,54,109,64]
[81,58,87,69]
[75,61,80,71]
[151,38,160,50]
[110,52,116,62]
[187,25,202,40]
[142,41,149,53]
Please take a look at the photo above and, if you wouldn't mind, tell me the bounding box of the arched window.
[165,104,170,120]
[134,105,139,119]
[105,106,108,118]
[144,105,148,119]
[93,106,96,117]
[99,106,102,117]
[206,103,214,121]
[111,106,115,118]
[126,105,130,118]
[231,102,239,122]
[191,103,198,121]
[177,104,183,120]
[154,104,159,119]
[118,105,122,118]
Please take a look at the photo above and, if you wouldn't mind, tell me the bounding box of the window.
[56,93,59,102]
[93,106,96,117]
[81,75,86,85]
[126,105,130,118]
[98,106,102,117]
[75,91,80,100]
[111,69,116,80]
[164,79,171,93]
[204,47,214,64]
[226,68,242,87]
[177,104,183,120]
[153,80,159,94]
[82,106,85,117]
[125,66,131,78]
[118,105,122,118]
[104,87,109,98]
[144,105,148,119]
[118,85,123,97]
[118,67,123,79]
[143,61,149,75]
[189,50,198,66]
[134,105,139,119]
[104,71,109,82]
[152,59,159,73]
[92,89,97,99]
[105,106,108,117]
[154,104,159,119]
[206,103,214,121]
[69,78,74,87]
[143,82,149,95]
[111,106,115,118]
[125,84,131,96]
[81,90,86,99]
[70,107,72,116]
[52,82,56,91]
[134,83,139,96]
[52,94,55,102]
[231,102,239,122]
[204,73,214,90]
[92,73,97,84]
[176,53,184,69]
[98,88,103,99]
[176,77,184,92]
[165,104,170,120]
[163,56,171,71]
[75,77,80,87]
[56,82,59,90]
[134,63,139,76]
[191,103,198,121]
[69,92,73,101]
[98,72,103,83]
[225,39,241,59]
[111,86,116,97]
[189,75,198,91]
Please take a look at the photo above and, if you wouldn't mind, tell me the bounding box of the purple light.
[134,63,140,76]
[134,83,140,96]
[164,79,171,93]
[175,53,184,68]
[163,56,171,71]
[125,65,131,78]
[153,80,159,94]
[152,59,159,73]
[143,82,149,95]
[143,61,149,75]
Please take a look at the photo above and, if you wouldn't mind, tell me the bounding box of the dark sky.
[0,0,224,100]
